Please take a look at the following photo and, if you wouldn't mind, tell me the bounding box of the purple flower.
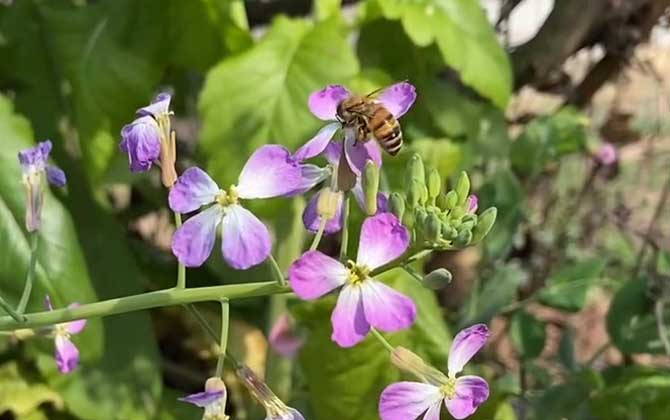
[179,377,229,420]
[169,145,303,269]
[296,82,416,176]
[237,365,305,420]
[379,324,490,420]
[45,296,86,374]
[467,195,478,214]
[289,213,416,347]
[302,141,388,234]
[120,93,178,186]
[269,312,305,359]
[18,140,67,232]
[594,142,618,166]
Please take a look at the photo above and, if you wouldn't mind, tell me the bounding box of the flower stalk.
[216,300,230,377]
[17,233,39,314]
[173,212,186,289]
[339,195,350,260]
[370,327,395,353]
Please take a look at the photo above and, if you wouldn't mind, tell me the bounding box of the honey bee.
[336,86,404,156]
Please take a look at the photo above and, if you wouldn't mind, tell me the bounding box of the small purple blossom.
[379,324,490,420]
[289,213,416,347]
[594,142,618,166]
[467,195,478,214]
[296,82,416,176]
[45,296,86,374]
[169,145,303,269]
[18,140,67,232]
[269,312,305,359]
[179,377,229,420]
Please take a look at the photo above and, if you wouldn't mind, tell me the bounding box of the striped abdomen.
[369,105,403,156]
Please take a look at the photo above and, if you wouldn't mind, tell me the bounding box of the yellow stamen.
[346,260,370,285]
[216,186,239,207]
[441,378,457,399]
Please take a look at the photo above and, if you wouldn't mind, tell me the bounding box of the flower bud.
[402,208,416,229]
[419,184,429,206]
[317,188,342,220]
[471,207,497,244]
[444,190,458,210]
[454,228,473,248]
[455,171,470,206]
[415,208,428,229]
[441,222,457,240]
[389,192,406,220]
[407,154,425,184]
[427,168,441,202]
[363,160,380,216]
[407,179,423,208]
[424,213,442,242]
[467,194,478,213]
[423,268,453,289]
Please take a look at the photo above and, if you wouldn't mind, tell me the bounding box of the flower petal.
[378,82,417,118]
[54,335,80,374]
[178,390,225,408]
[269,312,305,359]
[221,205,271,270]
[448,324,490,376]
[120,116,161,172]
[331,285,369,347]
[424,400,443,420]
[18,140,51,173]
[308,85,350,120]
[467,195,478,213]
[344,130,383,176]
[444,375,490,419]
[137,92,172,117]
[293,122,340,162]
[45,165,67,187]
[379,382,443,420]
[289,250,347,299]
[169,167,220,213]
[356,213,410,270]
[172,205,223,267]
[351,180,388,214]
[302,190,344,234]
[361,279,416,332]
[236,145,303,199]
[64,303,87,335]
[267,407,306,420]
[323,140,343,166]
[287,164,330,196]
[44,295,54,311]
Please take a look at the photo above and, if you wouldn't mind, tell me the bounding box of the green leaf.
[607,278,669,354]
[509,310,546,360]
[462,262,525,325]
[374,0,512,108]
[0,361,63,418]
[592,367,670,420]
[537,258,605,312]
[314,0,343,20]
[294,269,450,420]
[533,371,601,420]
[199,16,359,183]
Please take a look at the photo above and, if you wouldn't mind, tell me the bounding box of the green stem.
[216,300,230,377]
[339,196,350,260]
[267,255,286,286]
[17,233,39,314]
[309,217,328,251]
[174,213,186,289]
[185,304,219,342]
[0,295,25,322]
[371,249,432,276]
[0,282,290,331]
[370,327,394,353]
[401,265,424,284]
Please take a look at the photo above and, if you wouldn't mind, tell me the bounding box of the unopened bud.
[423,268,453,289]
[419,184,428,206]
[441,222,457,240]
[415,208,428,229]
[402,209,415,229]
[363,160,380,216]
[445,190,458,209]
[160,130,178,187]
[424,213,442,242]
[454,228,473,247]
[389,192,406,220]
[427,168,441,202]
[205,377,227,393]
[407,179,423,208]
[407,154,425,184]
[471,207,497,244]
[455,171,470,206]
[317,189,342,220]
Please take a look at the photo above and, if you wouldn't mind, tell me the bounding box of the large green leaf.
[537,258,605,312]
[461,262,525,326]
[372,0,512,108]
[509,310,546,360]
[0,361,63,418]
[592,367,670,420]
[198,16,359,183]
[607,278,669,354]
[293,269,451,420]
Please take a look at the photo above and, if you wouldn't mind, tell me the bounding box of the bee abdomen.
[371,109,403,155]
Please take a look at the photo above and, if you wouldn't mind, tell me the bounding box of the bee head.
[336,98,355,123]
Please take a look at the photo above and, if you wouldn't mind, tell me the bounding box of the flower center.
[54,324,70,339]
[440,378,457,400]
[346,260,370,285]
[216,185,239,207]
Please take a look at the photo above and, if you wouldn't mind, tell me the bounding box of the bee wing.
[377,82,416,118]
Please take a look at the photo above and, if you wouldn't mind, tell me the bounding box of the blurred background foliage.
[0,0,669,419]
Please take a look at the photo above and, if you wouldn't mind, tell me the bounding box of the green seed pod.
[424,213,442,242]
[455,171,470,205]
[427,168,441,202]
[362,160,380,216]
[389,192,406,220]
[407,179,424,208]
[471,207,497,244]
[454,229,473,248]
[422,268,453,289]
[445,190,458,209]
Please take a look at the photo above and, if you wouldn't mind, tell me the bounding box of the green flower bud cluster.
[388,154,497,250]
